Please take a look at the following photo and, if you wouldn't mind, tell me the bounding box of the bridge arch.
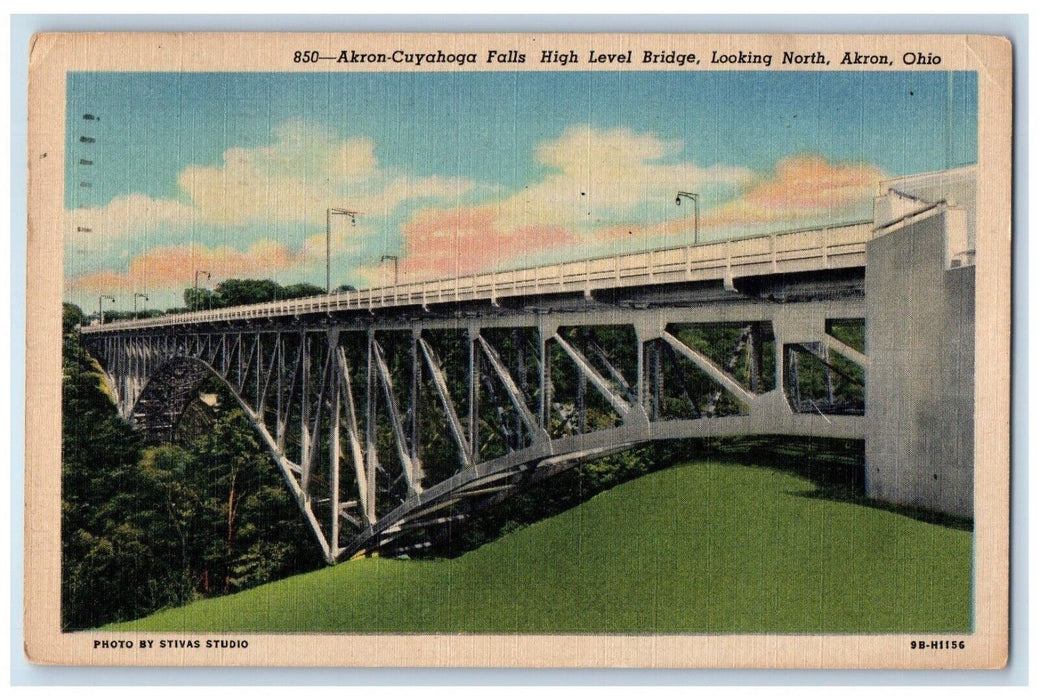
[123,350,335,560]
[129,355,223,439]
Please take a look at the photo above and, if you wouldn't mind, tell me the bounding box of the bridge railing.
[82,221,872,334]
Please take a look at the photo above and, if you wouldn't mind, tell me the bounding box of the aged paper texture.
[25,32,1011,668]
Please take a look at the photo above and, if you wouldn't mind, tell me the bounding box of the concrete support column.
[468,328,480,463]
[409,329,421,472]
[364,329,378,518]
[538,324,553,432]
[865,209,974,518]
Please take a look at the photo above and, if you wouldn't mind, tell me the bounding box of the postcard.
[25,32,1011,668]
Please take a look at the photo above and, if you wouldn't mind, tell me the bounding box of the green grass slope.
[109,460,972,634]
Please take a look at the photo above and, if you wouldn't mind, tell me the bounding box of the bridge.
[79,167,976,563]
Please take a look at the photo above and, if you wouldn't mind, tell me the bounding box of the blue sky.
[64,70,977,312]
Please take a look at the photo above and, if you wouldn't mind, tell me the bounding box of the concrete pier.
[865,169,975,519]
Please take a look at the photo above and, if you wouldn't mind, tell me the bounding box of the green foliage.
[183,286,219,311]
[109,458,972,634]
[61,330,150,627]
[95,309,165,323]
[783,320,866,410]
[63,303,85,333]
[828,319,866,353]
[214,279,283,307]
[180,278,329,312]
[61,331,320,630]
[280,282,325,299]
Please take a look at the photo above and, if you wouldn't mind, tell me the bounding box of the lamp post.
[134,293,149,320]
[327,207,360,294]
[98,294,115,325]
[675,191,700,244]
[380,255,399,285]
[193,270,211,311]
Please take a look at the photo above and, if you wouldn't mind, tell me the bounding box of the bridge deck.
[82,221,872,334]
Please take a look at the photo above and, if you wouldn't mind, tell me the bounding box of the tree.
[191,407,316,594]
[61,328,320,629]
[61,330,146,628]
[281,282,325,299]
[63,303,85,333]
[184,286,220,311]
[180,278,330,311]
[214,279,282,307]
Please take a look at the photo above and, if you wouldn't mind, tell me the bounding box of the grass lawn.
[108,459,972,634]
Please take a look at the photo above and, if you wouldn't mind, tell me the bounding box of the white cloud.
[68,120,476,245]
[493,125,755,230]
[178,121,385,226]
[69,193,197,241]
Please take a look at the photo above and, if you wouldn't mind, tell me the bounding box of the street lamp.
[193,270,211,311]
[134,293,149,320]
[675,191,700,244]
[98,294,115,325]
[327,207,360,294]
[380,255,399,285]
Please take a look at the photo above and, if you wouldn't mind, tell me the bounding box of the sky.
[64,70,977,312]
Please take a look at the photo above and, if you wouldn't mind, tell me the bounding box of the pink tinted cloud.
[404,154,885,271]
[399,204,577,278]
[592,155,884,245]
[704,155,884,228]
[70,240,302,294]
[592,218,685,243]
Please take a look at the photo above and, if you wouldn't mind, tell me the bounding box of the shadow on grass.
[422,434,971,559]
[700,435,974,532]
